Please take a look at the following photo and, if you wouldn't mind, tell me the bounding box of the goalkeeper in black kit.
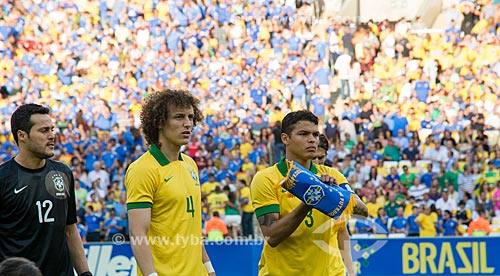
[0,104,92,276]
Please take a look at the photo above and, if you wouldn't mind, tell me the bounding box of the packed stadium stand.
[0,0,500,242]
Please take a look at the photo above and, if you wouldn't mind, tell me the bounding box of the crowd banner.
[83,237,500,276]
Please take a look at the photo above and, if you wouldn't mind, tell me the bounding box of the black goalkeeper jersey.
[0,158,77,276]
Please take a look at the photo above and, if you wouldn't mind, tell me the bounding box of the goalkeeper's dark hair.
[141,89,203,147]
[10,103,50,145]
[281,110,318,135]
[318,134,329,151]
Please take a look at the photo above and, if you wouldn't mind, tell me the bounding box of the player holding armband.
[251,110,367,275]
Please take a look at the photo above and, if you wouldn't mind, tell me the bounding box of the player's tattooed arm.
[257,203,312,247]
[258,213,278,227]
[353,195,368,218]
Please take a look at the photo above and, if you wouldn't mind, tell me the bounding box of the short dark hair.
[281,110,318,135]
[213,211,220,217]
[141,89,203,146]
[10,104,50,145]
[318,134,329,151]
[0,257,42,276]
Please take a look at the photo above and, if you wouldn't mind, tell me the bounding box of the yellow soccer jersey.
[251,159,349,276]
[329,229,345,276]
[201,181,222,196]
[207,192,229,215]
[415,213,437,237]
[125,145,205,276]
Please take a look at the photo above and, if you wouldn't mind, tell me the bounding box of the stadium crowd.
[1,0,500,241]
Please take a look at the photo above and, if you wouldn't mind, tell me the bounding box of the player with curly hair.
[125,89,215,276]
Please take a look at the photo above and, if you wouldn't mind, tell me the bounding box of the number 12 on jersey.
[36,200,54,223]
[186,195,195,218]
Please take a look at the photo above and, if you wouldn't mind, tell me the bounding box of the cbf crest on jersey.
[53,174,65,194]
[190,169,200,186]
[45,171,69,199]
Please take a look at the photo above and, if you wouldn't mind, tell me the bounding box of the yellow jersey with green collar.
[251,159,349,276]
[125,145,206,276]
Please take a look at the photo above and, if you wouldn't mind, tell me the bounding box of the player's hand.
[319,174,338,186]
[208,273,216,276]
[347,271,357,276]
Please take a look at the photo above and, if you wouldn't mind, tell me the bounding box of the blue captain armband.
[280,160,355,219]
[339,183,355,194]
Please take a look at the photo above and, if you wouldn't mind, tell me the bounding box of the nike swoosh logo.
[14,186,28,194]
[164,176,173,183]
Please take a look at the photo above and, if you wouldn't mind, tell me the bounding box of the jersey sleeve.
[250,170,280,218]
[66,165,77,225]
[125,161,158,210]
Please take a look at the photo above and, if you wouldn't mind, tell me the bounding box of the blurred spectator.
[400,165,417,188]
[493,182,500,217]
[104,208,124,242]
[440,210,461,236]
[374,208,389,235]
[207,186,229,217]
[408,179,428,201]
[74,179,88,205]
[224,191,241,238]
[468,209,492,236]
[85,205,104,242]
[477,191,495,217]
[76,216,87,244]
[386,167,400,184]
[428,185,441,202]
[406,206,420,237]
[205,211,229,241]
[202,173,223,196]
[484,161,500,186]
[384,193,402,218]
[238,180,254,238]
[458,165,474,199]
[420,164,435,188]
[444,162,461,192]
[88,161,110,192]
[454,200,473,227]
[420,193,436,207]
[435,190,457,212]
[415,205,438,237]
[354,218,375,234]
[366,194,382,218]
[390,207,407,234]
[447,184,459,204]
[383,139,400,161]
[463,192,476,213]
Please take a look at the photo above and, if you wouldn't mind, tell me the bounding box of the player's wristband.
[79,272,92,276]
[204,261,215,274]
[147,273,158,276]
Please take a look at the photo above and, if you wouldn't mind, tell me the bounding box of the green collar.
[149,144,183,166]
[276,157,318,177]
